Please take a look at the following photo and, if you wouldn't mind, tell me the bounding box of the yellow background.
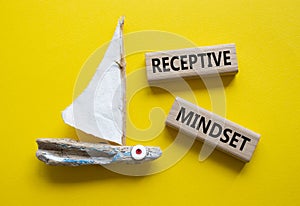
[1,0,299,205]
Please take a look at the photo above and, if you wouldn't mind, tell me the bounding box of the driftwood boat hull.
[36,138,162,166]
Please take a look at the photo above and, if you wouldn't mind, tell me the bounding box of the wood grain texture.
[120,17,126,145]
[166,97,260,162]
[36,138,162,166]
[145,44,238,83]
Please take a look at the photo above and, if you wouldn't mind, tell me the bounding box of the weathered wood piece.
[145,44,238,83]
[166,97,260,162]
[36,138,162,166]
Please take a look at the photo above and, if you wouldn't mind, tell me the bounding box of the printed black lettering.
[190,114,200,128]
[162,57,170,72]
[197,53,206,68]
[207,53,213,67]
[220,128,232,143]
[229,132,240,148]
[223,50,231,66]
[170,56,180,71]
[176,107,194,126]
[240,135,251,151]
[180,55,188,70]
[212,51,222,66]
[208,122,222,138]
[196,116,211,134]
[189,54,197,69]
[152,58,162,73]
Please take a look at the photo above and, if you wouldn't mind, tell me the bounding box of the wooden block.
[145,44,238,83]
[166,97,260,162]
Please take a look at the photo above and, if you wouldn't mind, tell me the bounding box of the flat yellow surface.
[1,0,299,205]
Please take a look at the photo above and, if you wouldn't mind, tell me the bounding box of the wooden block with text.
[146,44,238,83]
[166,97,260,162]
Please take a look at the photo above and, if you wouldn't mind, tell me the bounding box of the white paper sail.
[62,17,126,145]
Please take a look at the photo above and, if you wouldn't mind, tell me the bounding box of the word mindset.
[146,44,238,83]
[166,97,260,162]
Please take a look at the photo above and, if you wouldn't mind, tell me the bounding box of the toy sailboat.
[36,17,162,166]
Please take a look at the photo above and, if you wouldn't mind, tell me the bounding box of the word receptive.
[166,97,260,162]
[146,44,238,83]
